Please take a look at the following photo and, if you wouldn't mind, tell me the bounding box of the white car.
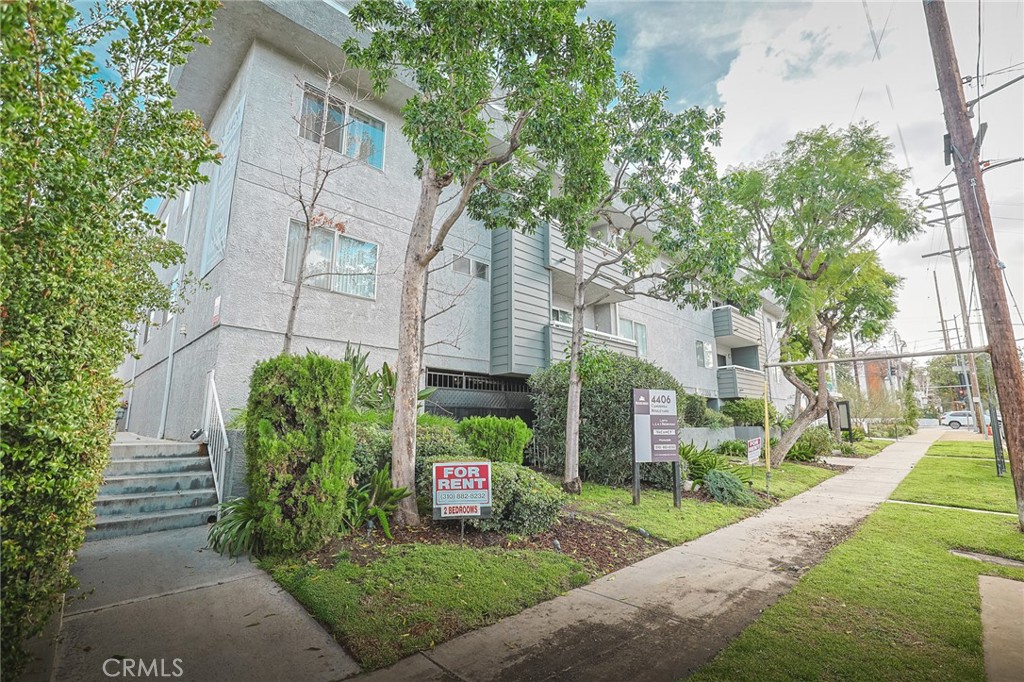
[939,410,1001,429]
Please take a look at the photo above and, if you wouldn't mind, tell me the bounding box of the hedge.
[417,456,565,536]
[456,415,532,464]
[351,418,472,485]
[721,398,778,427]
[530,350,720,488]
[245,354,355,554]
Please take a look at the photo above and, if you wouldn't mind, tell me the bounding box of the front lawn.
[848,437,892,457]
[691,503,1024,682]
[891,455,1014,513]
[265,544,587,670]
[572,463,838,545]
[925,440,1003,460]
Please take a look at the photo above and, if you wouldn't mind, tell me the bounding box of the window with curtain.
[696,340,707,367]
[300,87,345,153]
[345,107,385,169]
[285,220,378,299]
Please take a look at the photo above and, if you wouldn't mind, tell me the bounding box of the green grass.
[572,464,837,545]
[848,438,892,458]
[891,456,1015,513]
[925,440,1005,460]
[749,463,838,500]
[691,503,1024,682]
[264,544,587,670]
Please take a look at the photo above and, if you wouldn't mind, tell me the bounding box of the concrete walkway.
[979,575,1024,682]
[53,526,360,682]
[358,428,944,682]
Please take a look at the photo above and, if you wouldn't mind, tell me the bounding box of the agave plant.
[343,465,412,539]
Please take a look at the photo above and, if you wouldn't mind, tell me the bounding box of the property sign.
[432,461,491,519]
[746,437,762,465]
[633,389,679,463]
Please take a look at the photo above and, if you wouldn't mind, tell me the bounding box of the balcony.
[712,306,761,348]
[549,321,637,363]
[548,227,631,304]
[717,365,765,400]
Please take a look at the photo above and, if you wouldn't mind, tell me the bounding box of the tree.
[901,366,920,428]
[281,67,364,354]
[926,353,994,410]
[557,74,745,493]
[0,0,217,673]
[723,124,920,464]
[343,0,616,524]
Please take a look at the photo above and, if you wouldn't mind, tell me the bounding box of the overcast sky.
[588,0,1024,356]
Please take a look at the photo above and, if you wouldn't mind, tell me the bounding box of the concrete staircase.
[88,437,219,541]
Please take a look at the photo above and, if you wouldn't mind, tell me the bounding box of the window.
[165,274,180,324]
[696,340,714,368]
[299,85,386,169]
[551,308,572,324]
[285,220,378,299]
[181,188,191,214]
[143,309,159,344]
[619,318,648,356]
[452,256,489,280]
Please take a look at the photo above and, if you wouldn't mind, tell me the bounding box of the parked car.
[939,410,1002,429]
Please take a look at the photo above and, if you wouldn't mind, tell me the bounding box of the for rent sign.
[432,461,492,518]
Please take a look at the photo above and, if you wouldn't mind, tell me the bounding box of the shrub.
[531,349,703,488]
[704,470,759,506]
[721,398,779,427]
[716,439,747,457]
[208,497,264,558]
[417,457,565,535]
[850,425,867,442]
[787,425,837,462]
[705,407,734,429]
[456,416,532,464]
[343,465,412,539]
[245,354,355,555]
[680,443,753,486]
[350,419,472,485]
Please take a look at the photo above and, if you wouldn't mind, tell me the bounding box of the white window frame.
[619,318,648,356]
[299,84,387,170]
[284,219,380,300]
[551,307,572,324]
[452,255,489,281]
[697,339,715,368]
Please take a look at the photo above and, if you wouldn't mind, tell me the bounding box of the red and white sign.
[432,461,491,509]
[440,504,481,517]
[746,437,763,465]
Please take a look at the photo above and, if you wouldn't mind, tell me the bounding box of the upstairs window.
[696,340,714,368]
[299,85,386,169]
[285,219,378,299]
[452,256,489,281]
[551,308,572,324]
[619,318,648,356]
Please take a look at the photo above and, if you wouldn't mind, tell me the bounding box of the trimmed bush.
[417,456,564,535]
[704,470,758,506]
[456,416,532,464]
[531,350,710,489]
[721,398,778,427]
[351,418,472,485]
[787,425,837,462]
[245,354,355,555]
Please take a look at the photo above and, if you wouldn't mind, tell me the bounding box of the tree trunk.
[282,226,313,355]
[563,248,587,494]
[391,176,442,526]
[772,398,826,465]
[773,329,830,464]
[827,397,841,442]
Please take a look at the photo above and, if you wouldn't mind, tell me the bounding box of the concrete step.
[109,442,201,459]
[94,490,218,517]
[104,456,212,477]
[87,507,218,541]
[101,472,216,496]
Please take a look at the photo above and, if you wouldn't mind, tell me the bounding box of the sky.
[587,0,1024,357]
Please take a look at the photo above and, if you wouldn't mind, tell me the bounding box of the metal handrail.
[202,370,230,503]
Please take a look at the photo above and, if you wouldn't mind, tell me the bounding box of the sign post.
[432,462,492,541]
[632,389,680,507]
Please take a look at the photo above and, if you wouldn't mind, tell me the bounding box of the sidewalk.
[358,428,943,682]
[52,526,360,682]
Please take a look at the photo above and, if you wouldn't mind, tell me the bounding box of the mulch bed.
[312,514,666,577]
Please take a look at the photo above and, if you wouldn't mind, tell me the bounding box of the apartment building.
[119,0,795,441]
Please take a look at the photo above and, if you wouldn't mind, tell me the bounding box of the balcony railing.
[548,227,627,288]
[712,305,762,347]
[717,365,764,400]
[549,321,638,362]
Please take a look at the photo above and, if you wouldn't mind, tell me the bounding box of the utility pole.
[933,271,951,351]
[923,0,1024,529]
[850,331,861,393]
[930,188,985,433]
